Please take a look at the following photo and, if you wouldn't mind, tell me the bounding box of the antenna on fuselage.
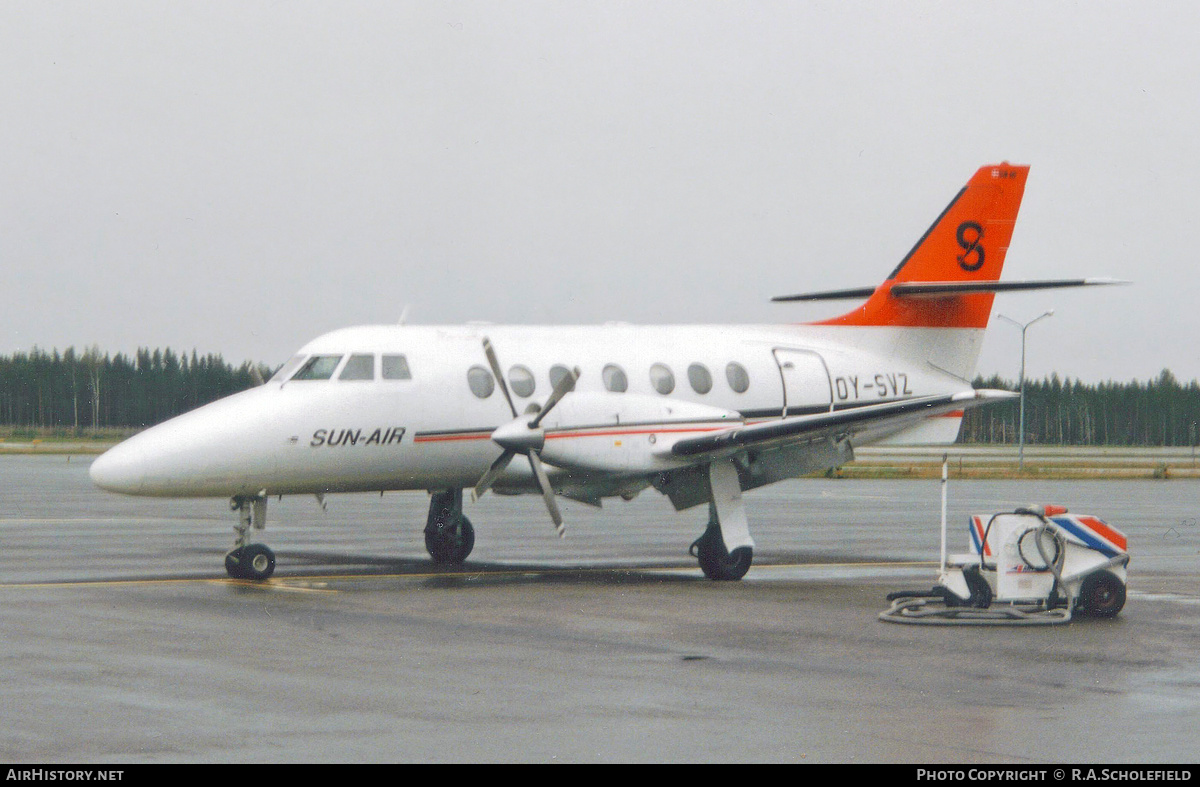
[398,305,412,325]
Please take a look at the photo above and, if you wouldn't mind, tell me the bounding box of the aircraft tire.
[697,539,752,581]
[224,547,247,579]
[1076,570,1126,618]
[234,543,276,581]
[425,515,475,564]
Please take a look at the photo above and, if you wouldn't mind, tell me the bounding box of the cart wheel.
[961,563,993,608]
[1077,571,1126,618]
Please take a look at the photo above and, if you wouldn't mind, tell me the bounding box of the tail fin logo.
[809,162,1030,329]
[956,221,985,272]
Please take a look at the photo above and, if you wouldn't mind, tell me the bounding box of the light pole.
[997,310,1054,472]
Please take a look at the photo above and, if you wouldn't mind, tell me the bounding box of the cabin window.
[726,362,750,393]
[338,354,375,381]
[467,365,495,399]
[687,363,713,394]
[382,354,412,380]
[291,354,343,381]
[602,364,628,393]
[649,363,675,395]
[549,364,572,390]
[269,354,306,383]
[509,365,535,397]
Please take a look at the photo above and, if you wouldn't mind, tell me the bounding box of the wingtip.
[957,388,1019,402]
[955,388,1022,403]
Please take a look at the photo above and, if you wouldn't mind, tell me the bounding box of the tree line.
[3,347,1200,446]
[961,370,1200,447]
[0,346,270,431]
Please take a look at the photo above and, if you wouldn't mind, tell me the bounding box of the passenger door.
[772,348,833,417]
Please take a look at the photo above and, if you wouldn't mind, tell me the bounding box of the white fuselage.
[89,322,980,499]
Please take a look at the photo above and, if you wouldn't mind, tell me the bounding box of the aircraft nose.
[89,441,147,495]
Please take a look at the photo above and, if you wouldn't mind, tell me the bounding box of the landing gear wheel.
[225,547,246,579]
[1076,570,1126,618]
[225,544,276,581]
[691,528,752,581]
[425,515,475,564]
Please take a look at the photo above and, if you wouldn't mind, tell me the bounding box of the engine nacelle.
[533,393,740,473]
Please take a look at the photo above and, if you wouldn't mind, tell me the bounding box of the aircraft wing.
[669,389,1015,460]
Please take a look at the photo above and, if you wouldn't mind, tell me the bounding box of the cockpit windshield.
[338,354,375,381]
[268,354,307,383]
[271,352,410,383]
[290,355,344,381]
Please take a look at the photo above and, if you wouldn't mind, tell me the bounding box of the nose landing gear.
[425,489,475,564]
[225,494,276,581]
[225,542,276,581]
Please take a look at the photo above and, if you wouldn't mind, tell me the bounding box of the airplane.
[89,162,1120,582]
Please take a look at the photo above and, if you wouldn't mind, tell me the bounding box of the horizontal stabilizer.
[773,278,1127,302]
[771,287,877,302]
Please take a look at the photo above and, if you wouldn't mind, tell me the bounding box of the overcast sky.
[2,2,1196,384]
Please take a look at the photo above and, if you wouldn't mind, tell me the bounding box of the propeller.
[472,337,579,536]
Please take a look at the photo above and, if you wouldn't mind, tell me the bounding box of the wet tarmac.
[2,454,1199,762]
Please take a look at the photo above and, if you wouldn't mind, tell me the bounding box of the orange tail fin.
[817,163,1029,328]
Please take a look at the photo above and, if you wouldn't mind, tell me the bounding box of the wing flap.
[670,389,1015,459]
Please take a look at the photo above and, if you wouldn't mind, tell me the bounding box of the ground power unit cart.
[881,504,1130,626]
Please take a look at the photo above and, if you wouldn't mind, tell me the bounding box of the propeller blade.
[482,337,518,419]
[527,451,564,537]
[478,339,570,534]
[472,448,516,502]
[530,366,580,429]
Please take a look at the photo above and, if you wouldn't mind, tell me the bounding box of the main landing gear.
[425,489,475,564]
[691,508,754,581]
[225,494,276,581]
[689,460,755,581]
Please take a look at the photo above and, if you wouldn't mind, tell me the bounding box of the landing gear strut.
[690,460,755,581]
[425,489,475,564]
[225,494,276,581]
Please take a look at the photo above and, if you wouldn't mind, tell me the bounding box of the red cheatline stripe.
[413,432,492,443]
[937,410,965,418]
[1076,515,1128,552]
